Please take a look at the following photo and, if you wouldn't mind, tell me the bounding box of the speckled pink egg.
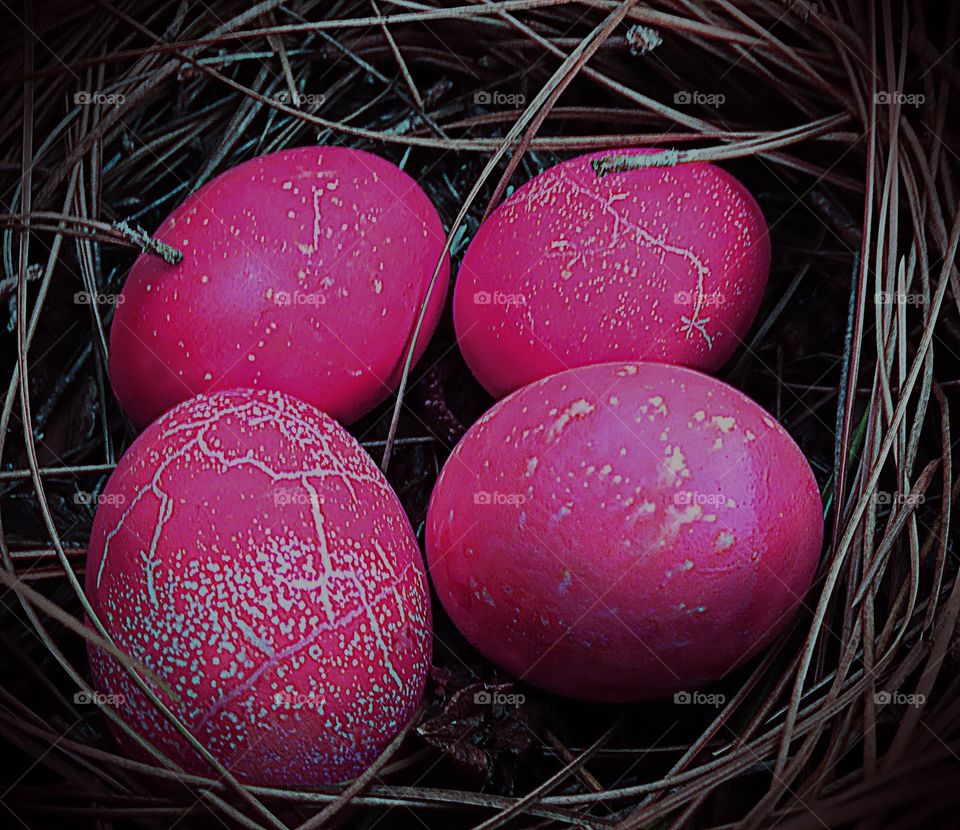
[426,362,821,702]
[110,146,449,428]
[454,150,770,397]
[85,387,431,785]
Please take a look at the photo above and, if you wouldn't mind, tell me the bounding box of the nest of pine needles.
[1,0,959,827]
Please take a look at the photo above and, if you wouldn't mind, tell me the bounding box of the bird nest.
[1,1,958,828]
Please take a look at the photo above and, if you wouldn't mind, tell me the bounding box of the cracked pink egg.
[426,362,822,702]
[454,149,770,398]
[110,146,449,428]
[85,387,431,785]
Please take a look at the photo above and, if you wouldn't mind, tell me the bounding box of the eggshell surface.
[454,150,770,397]
[426,362,822,702]
[110,146,449,428]
[86,388,431,785]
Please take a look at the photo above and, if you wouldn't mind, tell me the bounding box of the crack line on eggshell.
[97,435,200,589]
[296,175,337,257]
[182,441,408,653]
[99,395,390,592]
[373,539,407,626]
[300,477,405,691]
[526,169,716,349]
[194,433,384,498]
[140,549,161,606]
[103,392,412,718]
[156,400,265,440]
[192,561,415,728]
[301,478,339,624]
[343,566,406,692]
[237,399,383,503]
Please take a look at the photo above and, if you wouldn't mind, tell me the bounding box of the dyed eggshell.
[110,146,450,428]
[86,388,431,785]
[426,362,822,702]
[454,149,770,398]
